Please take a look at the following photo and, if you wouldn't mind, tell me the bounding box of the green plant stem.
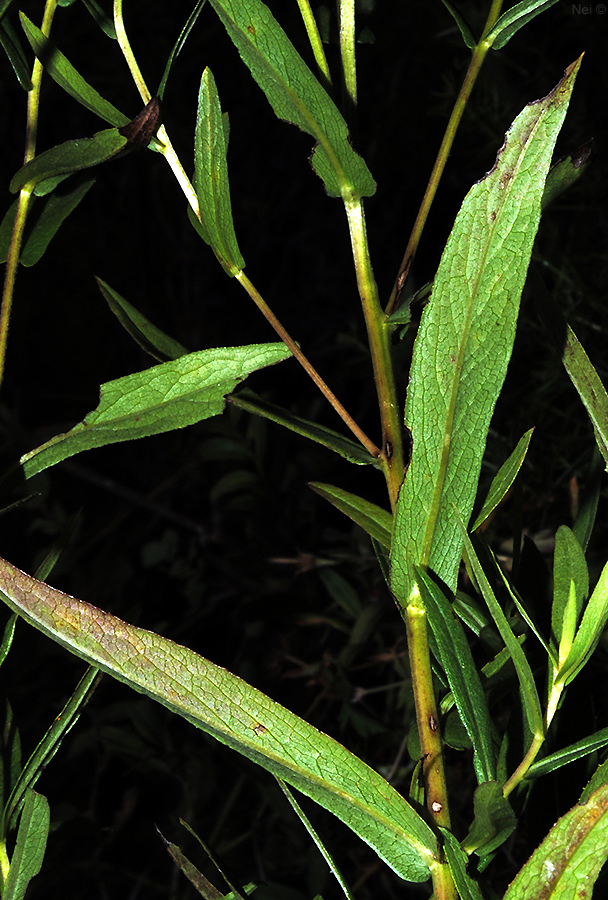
[235,270,380,458]
[405,583,451,829]
[0,0,58,391]
[338,0,356,129]
[385,0,504,317]
[110,11,377,465]
[296,0,332,89]
[344,198,404,508]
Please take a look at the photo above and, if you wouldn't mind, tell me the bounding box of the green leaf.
[541,140,593,210]
[0,559,439,883]
[308,482,392,548]
[503,782,608,899]
[276,779,355,900]
[440,0,476,49]
[19,14,128,126]
[2,177,95,267]
[551,526,588,665]
[208,0,375,199]
[440,829,484,900]
[471,429,534,531]
[18,343,292,480]
[194,68,245,274]
[96,277,189,362]
[231,390,377,466]
[526,726,608,781]
[531,267,608,470]
[81,0,117,39]
[460,524,544,738]
[390,58,581,608]
[415,568,496,784]
[0,14,32,90]
[2,789,49,900]
[461,781,516,855]
[9,128,127,194]
[485,0,560,50]
[157,827,226,899]
[157,0,208,100]
[558,555,608,686]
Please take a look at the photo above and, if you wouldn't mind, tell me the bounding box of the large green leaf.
[208,0,375,199]
[391,58,581,608]
[503,782,608,899]
[17,343,291,480]
[0,559,439,883]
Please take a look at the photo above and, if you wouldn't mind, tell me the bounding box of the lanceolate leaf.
[485,0,560,50]
[503,783,608,899]
[309,483,393,548]
[415,568,496,784]
[194,68,245,274]
[391,58,581,608]
[18,344,291,480]
[0,559,439,883]
[96,277,189,362]
[471,429,534,531]
[9,128,127,194]
[2,789,49,900]
[208,0,375,199]
[19,14,128,126]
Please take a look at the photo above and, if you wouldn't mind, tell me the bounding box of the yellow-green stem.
[236,270,380,458]
[0,0,59,391]
[386,0,504,316]
[344,198,404,508]
[338,0,357,129]
[406,583,451,829]
[296,0,332,89]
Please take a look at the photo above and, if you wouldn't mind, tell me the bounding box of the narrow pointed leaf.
[558,556,608,686]
[440,829,484,900]
[81,0,116,39]
[0,15,32,90]
[9,128,127,194]
[551,525,588,661]
[157,0,207,100]
[485,0,560,50]
[526,726,608,781]
[460,524,543,737]
[96,277,189,362]
[194,68,245,274]
[503,783,608,899]
[18,177,95,266]
[2,789,49,900]
[415,568,496,784]
[18,344,291,480]
[19,14,128,125]
[471,429,534,531]
[231,390,377,466]
[440,0,476,49]
[309,483,392,548]
[0,559,439,883]
[391,59,581,608]
[208,0,375,199]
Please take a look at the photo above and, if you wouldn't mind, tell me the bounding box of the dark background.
[0,1,607,897]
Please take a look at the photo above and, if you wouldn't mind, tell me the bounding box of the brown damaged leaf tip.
[119,97,161,149]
